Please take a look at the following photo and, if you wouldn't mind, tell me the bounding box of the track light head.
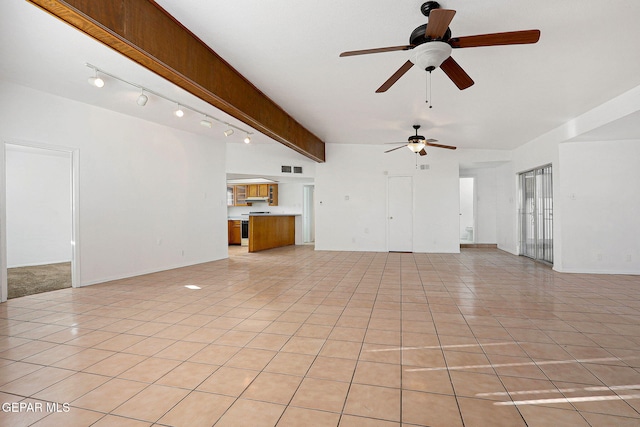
[244,134,251,144]
[174,105,184,118]
[137,91,148,106]
[200,117,213,128]
[88,69,104,88]
[224,129,234,137]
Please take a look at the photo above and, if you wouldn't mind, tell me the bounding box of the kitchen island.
[248,214,299,252]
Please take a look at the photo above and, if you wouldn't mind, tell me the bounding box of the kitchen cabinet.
[227,186,234,207]
[248,215,294,252]
[228,220,241,245]
[268,184,278,206]
[248,184,269,198]
[233,185,251,206]
[228,184,278,206]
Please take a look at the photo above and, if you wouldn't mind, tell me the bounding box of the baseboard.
[460,243,498,249]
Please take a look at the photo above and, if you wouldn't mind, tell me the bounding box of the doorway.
[303,185,315,243]
[519,164,553,264]
[459,177,475,244]
[387,176,413,252]
[2,142,79,301]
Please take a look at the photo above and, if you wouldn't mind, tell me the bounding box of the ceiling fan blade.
[449,29,540,48]
[419,149,428,156]
[340,45,413,57]
[426,141,457,150]
[425,138,438,143]
[425,9,456,39]
[384,145,407,153]
[440,56,474,90]
[376,60,414,93]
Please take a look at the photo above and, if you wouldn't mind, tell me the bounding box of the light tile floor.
[1,246,639,426]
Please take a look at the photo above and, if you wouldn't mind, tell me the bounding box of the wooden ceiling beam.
[27,0,326,162]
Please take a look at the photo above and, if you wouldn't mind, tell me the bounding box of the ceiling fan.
[384,125,456,156]
[340,1,540,92]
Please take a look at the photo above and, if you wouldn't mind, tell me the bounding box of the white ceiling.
[2,0,640,156]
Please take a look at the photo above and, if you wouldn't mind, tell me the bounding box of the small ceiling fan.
[340,1,540,92]
[384,125,456,156]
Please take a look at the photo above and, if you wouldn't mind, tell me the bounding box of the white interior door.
[388,176,413,252]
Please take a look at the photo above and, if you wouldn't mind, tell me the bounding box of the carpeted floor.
[7,262,71,299]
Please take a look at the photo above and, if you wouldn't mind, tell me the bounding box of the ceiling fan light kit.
[409,42,452,71]
[407,141,426,153]
[384,125,457,156]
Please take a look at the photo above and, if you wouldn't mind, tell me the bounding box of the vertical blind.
[519,165,553,264]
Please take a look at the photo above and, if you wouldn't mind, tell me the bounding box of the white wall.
[496,162,518,255]
[5,145,71,267]
[1,81,228,287]
[315,143,460,253]
[226,142,316,179]
[559,140,640,274]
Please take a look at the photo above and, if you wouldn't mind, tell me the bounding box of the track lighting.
[137,89,148,106]
[200,116,213,128]
[87,69,104,88]
[83,63,253,139]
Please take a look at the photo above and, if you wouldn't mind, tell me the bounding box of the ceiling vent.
[281,165,292,173]
[293,166,303,174]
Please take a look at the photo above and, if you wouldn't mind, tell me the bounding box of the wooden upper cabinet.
[227,186,234,206]
[228,184,276,206]
[246,184,269,198]
[234,185,251,206]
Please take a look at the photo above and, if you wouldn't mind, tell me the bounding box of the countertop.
[228,214,301,219]
[247,213,301,217]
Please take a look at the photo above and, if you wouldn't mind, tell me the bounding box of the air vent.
[281,165,292,173]
[293,166,303,174]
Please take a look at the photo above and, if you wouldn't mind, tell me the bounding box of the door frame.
[459,175,476,244]
[386,175,414,252]
[1,140,80,302]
